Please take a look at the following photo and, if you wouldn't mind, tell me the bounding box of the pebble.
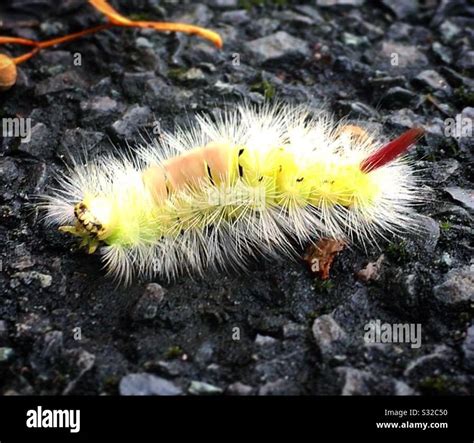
[317,0,365,6]
[221,10,250,25]
[456,50,474,72]
[132,283,166,321]
[462,325,474,371]
[244,31,310,64]
[111,105,151,138]
[433,265,474,305]
[432,42,453,65]
[444,187,474,213]
[381,0,418,19]
[430,159,459,183]
[258,378,300,395]
[337,367,373,395]
[188,380,223,395]
[312,314,346,355]
[226,382,253,395]
[0,158,19,185]
[255,334,278,346]
[414,70,450,92]
[17,123,53,158]
[80,96,120,116]
[438,20,461,44]
[411,215,440,254]
[0,320,7,338]
[380,87,418,108]
[194,341,214,365]
[404,345,453,378]
[11,271,52,289]
[380,41,428,70]
[119,373,182,396]
[35,70,87,96]
[0,347,14,362]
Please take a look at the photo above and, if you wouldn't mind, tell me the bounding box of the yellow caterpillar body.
[42,104,423,283]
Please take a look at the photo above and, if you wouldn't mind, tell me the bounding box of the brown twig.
[0,0,223,91]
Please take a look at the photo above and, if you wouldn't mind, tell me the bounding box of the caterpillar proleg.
[41,103,425,284]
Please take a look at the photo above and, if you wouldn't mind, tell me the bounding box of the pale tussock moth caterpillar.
[41,103,425,284]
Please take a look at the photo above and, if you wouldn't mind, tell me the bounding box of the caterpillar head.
[59,196,116,254]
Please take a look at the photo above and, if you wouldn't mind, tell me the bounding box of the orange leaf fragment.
[304,238,346,280]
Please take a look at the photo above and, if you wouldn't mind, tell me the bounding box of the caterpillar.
[41,103,425,284]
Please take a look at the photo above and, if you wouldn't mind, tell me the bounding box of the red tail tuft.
[360,127,424,173]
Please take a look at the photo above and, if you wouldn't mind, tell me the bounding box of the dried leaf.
[304,238,346,280]
[356,254,384,282]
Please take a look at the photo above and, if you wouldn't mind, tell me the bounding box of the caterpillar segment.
[42,105,424,283]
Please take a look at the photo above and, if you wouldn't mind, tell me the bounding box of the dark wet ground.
[0,0,473,395]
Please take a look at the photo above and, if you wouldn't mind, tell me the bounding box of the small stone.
[316,0,365,6]
[35,70,87,96]
[135,37,153,49]
[221,10,250,25]
[439,20,461,44]
[11,271,52,289]
[337,367,374,395]
[387,108,422,129]
[210,0,238,7]
[177,67,206,83]
[462,325,474,371]
[41,331,64,361]
[194,341,214,365]
[380,41,428,70]
[188,381,223,395]
[227,382,253,395]
[111,105,151,138]
[381,0,418,18]
[119,373,182,396]
[336,101,378,118]
[342,32,369,47]
[0,158,19,185]
[80,96,119,116]
[15,314,51,340]
[145,359,183,377]
[0,320,7,338]
[380,87,418,109]
[244,31,310,64]
[59,128,105,157]
[394,380,417,395]
[414,70,450,92]
[430,159,459,183]
[411,215,440,254]
[433,265,474,305]
[0,347,14,362]
[312,314,346,355]
[404,345,453,378]
[255,334,277,346]
[456,50,474,72]
[431,42,453,65]
[439,252,453,267]
[132,283,166,320]
[278,10,317,25]
[17,123,53,158]
[444,187,474,213]
[122,71,156,99]
[258,379,300,395]
[283,322,305,339]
